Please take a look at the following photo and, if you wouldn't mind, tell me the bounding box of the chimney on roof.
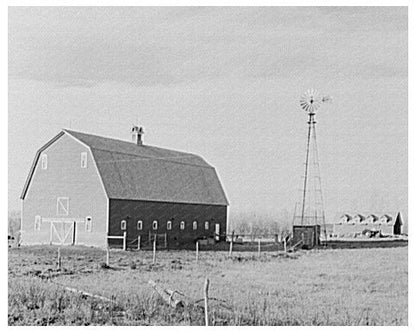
[131,125,144,145]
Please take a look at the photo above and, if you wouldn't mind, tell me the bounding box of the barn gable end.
[21,132,108,247]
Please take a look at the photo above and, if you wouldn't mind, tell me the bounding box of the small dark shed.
[292,225,321,249]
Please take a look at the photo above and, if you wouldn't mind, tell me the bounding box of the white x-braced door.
[49,221,75,245]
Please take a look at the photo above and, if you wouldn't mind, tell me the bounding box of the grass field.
[8,245,407,326]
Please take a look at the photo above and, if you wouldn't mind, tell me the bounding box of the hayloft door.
[215,223,220,241]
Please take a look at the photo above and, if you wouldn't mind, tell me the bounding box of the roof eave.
[107,196,228,207]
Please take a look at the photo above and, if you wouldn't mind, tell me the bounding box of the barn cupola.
[131,125,144,145]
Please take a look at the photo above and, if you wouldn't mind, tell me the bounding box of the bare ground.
[8,245,408,326]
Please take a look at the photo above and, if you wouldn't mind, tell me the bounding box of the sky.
[8,6,408,224]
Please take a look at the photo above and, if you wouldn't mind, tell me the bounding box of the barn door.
[50,221,75,245]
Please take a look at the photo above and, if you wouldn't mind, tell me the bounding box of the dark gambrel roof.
[65,129,229,206]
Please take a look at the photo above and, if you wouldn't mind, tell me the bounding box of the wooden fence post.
[72,222,76,246]
[50,223,53,245]
[137,235,141,250]
[204,278,210,326]
[258,239,261,257]
[153,239,156,264]
[229,230,234,257]
[196,241,199,262]
[57,247,61,270]
[123,231,127,251]
[106,246,110,266]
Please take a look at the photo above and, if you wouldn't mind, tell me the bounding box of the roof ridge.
[90,147,215,169]
[335,212,400,217]
[64,128,131,143]
[64,128,198,157]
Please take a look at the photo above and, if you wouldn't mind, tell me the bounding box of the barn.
[20,127,229,248]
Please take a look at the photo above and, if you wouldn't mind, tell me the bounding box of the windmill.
[292,89,331,248]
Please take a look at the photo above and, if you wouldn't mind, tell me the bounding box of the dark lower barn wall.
[108,199,227,248]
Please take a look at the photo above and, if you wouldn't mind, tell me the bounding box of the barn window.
[41,154,48,170]
[137,220,142,230]
[205,221,209,230]
[34,215,41,231]
[193,221,198,230]
[121,220,127,230]
[180,221,185,230]
[153,220,158,230]
[56,197,69,216]
[167,221,172,230]
[81,152,88,168]
[85,216,92,232]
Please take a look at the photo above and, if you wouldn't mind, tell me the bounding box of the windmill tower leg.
[300,113,314,226]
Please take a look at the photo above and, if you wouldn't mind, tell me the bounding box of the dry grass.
[8,245,407,326]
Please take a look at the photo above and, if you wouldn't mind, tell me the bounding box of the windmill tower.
[292,89,331,249]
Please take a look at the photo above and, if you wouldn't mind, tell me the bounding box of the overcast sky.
[8,6,407,223]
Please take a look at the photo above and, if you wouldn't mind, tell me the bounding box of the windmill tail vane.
[299,89,332,114]
[321,95,332,103]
